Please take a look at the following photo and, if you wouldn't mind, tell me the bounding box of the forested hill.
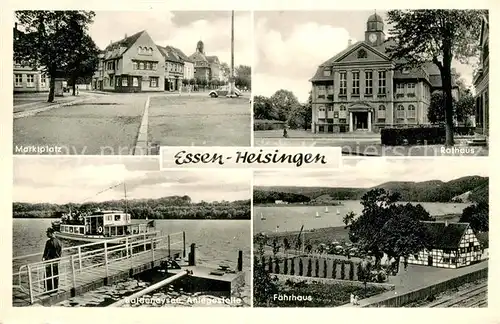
[254,176,488,204]
[13,196,251,220]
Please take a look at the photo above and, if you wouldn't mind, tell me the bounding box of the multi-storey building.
[13,23,50,93]
[92,30,165,92]
[157,45,184,91]
[407,221,487,269]
[473,14,489,136]
[166,46,194,81]
[189,40,221,83]
[310,13,458,134]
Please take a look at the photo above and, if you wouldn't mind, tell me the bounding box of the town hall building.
[310,13,458,134]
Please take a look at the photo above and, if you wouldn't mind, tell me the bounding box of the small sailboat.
[325,206,329,213]
[260,212,266,221]
[336,209,340,215]
[315,211,321,218]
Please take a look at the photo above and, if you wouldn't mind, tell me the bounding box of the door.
[355,112,368,130]
[427,255,433,266]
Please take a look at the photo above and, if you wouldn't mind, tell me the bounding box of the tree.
[14,11,96,102]
[253,233,278,306]
[386,10,484,146]
[455,89,475,124]
[269,89,301,123]
[220,62,230,80]
[253,95,277,120]
[66,33,99,96]
[300,92,313,130]
[345,188,432,268]
[428,91,456,124]
[235,64,251,89]
[460,202,488,232]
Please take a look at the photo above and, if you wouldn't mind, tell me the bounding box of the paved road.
[13,93,147,155]
[148,95,251,147]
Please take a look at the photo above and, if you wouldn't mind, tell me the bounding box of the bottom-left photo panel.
[12,156,251,307]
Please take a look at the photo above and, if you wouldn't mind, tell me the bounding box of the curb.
[133,96,150,155]
[13,97,92,119]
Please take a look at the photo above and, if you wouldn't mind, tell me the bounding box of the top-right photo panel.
[253,10,489,156]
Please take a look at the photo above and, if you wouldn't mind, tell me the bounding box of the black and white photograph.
[253,10,489,156]
[253,158,488,307]
[13,10,252,155]
[12,157,251,307]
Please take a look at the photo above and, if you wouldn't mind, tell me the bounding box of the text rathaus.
[309,13,459,134]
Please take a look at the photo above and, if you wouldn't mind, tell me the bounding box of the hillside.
[13,196,251,220]
[254,176,488,204]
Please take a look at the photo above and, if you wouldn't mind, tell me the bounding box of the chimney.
[348,39,352,47]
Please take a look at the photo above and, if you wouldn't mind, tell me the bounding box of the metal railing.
[13,231,186,304]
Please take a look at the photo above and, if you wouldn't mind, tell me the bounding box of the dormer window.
[402,68,410,74]
[138,46,143,54]
[323,68,331,77]
[357,49,367,59]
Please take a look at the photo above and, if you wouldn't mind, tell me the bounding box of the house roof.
[157,45,185,63]
[476,232,489,248]
[368,13,384,23]
[206,55,220,64]
[170,46,193,63]
[421,221,470,250]
[103,30,145,60]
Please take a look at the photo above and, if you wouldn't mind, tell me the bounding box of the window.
[352,71,360,95]
[40,75,46,87]
[407,105,416,118]
[14,74,22,87]
[339,105,347,118]
[133,62,138,70]
[378,71,386,94]
[339,72,347,95]
[26,74,34,87]
[153,62,158,70]
[327,85,334,95]
[414,254,419,260]
[339,118,347,123]
[402,68,410,74]
[396,105,405,119]
[150,77,159,87]
[139,62,144,70]
[327,106,333,112]
[443,257,450,263]
[365,71,373,95]
[396,83,405,96]
[138,46,143,54]
[378,105,386,120]
[317,85,326,99]
[334,111,339,118]
[407,83,416,97]
[122,77,128,87]
[133,77,139,87]
[115,215,121,221]
[323,68,331,76]
[469,242,474,247]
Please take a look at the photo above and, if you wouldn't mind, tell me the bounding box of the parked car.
[209,86,242,98]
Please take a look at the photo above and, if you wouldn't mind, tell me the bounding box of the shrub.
[332,259,338,279]
[315,259,320,277]
[254,119,286,131]
[306,259,312,277]
[283,258,288,274]
[380,126,446,146]
[275,258,280,274]
[323,259,328,278]
[298,259,304,276]
[268,256,273,273]
[290,258,295,275]
[349,261,355,280]
[340,261,346,280]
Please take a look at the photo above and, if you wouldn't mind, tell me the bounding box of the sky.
[13,157,251,204]
[254,10,479,103]
[254,158,489,188]
[88,11,252,67]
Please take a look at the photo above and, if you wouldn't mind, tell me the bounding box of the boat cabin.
[59,210,151,238]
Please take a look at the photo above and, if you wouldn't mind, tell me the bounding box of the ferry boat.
[51,209,156,243]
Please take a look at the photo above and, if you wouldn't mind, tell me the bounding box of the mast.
[228,10,235,97]
[124,182,128,214]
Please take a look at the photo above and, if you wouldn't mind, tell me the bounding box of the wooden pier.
[13,233,245,307]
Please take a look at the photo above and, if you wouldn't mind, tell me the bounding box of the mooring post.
[237,250,243,271]
[188,243,196,266]
[183,231,186,258]
[70,255,77,296]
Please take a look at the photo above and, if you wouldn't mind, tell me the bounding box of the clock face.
[369,33,377,43]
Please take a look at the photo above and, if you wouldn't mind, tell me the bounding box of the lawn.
[256,279,387,307]
[148,96,251,146]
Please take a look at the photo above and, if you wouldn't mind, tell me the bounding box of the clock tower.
[365,12,385,47]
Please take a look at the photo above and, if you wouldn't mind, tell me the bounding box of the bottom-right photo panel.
[253,158,488,308]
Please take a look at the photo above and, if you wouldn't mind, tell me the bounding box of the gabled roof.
[170,46,193,63]
[157,45,184,63]
[206,55,220,64]
[103,30,145,60]
[421,221,470,250]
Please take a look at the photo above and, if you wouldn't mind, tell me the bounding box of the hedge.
[380,126,446,146]
[254,119,286,131]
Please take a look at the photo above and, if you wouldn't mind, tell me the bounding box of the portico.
[348,103,373,132]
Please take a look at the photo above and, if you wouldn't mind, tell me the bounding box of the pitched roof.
[103,30,145,60]
[206,55,220,64]
[170,46,193,63]
[421,221,469,250]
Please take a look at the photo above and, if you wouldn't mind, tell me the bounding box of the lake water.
[254,200,470,234]
[12,218,251,307]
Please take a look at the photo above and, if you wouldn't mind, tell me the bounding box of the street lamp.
[227,10,236,98]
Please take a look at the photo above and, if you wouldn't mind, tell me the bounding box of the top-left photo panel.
[13,10,252,155]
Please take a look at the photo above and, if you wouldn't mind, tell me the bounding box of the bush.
[323,259,328,278]
[283,258,288,274]
[275,258,280,274]
[290,258,295,275]
[349,261,355,280]
[268,257,273,273]
[332,260,338,279]
[380,126,446,146]
[315,259,320,277]
[455,126,475,136]
[298,259,303,276]
[340,261,346,280]
[306,259,312,277]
